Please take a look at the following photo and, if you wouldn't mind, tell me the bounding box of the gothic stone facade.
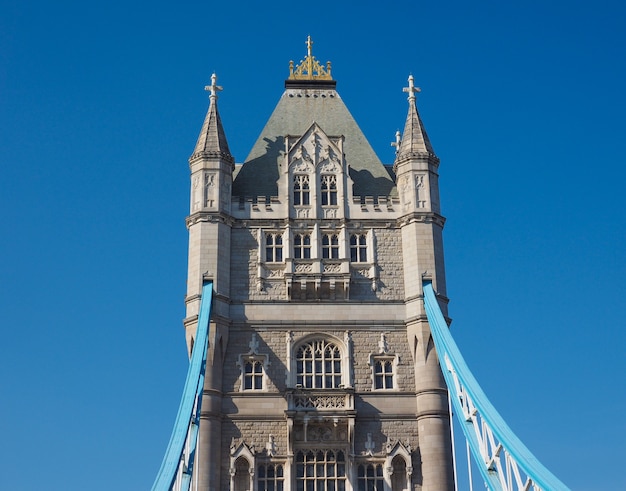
[183,48,454,491]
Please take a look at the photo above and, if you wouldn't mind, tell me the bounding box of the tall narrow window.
[322,234,339,259]
[373,359,394,389]
[294,234,311,259]
[296,339,342,388]
[265,233,283,262]
[294,175,310,206]
[258,463,284,491]
[391,456,408,491]
[320,174,337,206]
[357,464,384,491]
[233,457,251,491]
[243,360,264,390]
[295,450,346,491]
[350,234,367,262]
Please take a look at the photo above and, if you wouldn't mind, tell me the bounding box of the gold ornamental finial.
[288,36,333,81]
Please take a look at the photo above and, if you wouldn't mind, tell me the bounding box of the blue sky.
[1,0,625,489]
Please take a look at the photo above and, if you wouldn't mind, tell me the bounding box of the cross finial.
[204,72,223,100]
[365,433,375,456]
[249,333,260,354]
[403,74,421,102]
[306,36,313,57]
[391,130,402,154]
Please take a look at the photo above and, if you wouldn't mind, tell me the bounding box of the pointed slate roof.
[190,74,233,163]
[395,75,435,163]
[232,40,395,199]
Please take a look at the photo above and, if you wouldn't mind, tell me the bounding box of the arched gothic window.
[293,174,310,205]
[320,174,337,206]
[296,339,342,388]
[294,233,311,259]
[233,456,251,491]
[390,455,408,491]
[265,232,283,262]
[322,234,339,259]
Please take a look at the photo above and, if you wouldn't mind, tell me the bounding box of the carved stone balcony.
[285,388,354,416]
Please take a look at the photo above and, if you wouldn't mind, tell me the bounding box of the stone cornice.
[186,211,234,228]
[393,151,440,173]
[397,212,446,227]
[188,151,235,165]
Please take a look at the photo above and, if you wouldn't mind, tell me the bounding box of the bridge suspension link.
[152,282,213,491]
[423,281,570,491]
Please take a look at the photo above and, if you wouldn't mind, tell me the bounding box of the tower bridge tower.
[184,38,455,491]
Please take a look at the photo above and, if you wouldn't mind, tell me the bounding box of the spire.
[190,73,233,163]
[395,75,435,164]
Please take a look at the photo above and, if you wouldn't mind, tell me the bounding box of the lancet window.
[265,232,284,262]
[320,174,338,206]
[293,233,311,259]
[296,339,342,389]
[233,457,252,491]
[322,233,340,259]
[293,174,310,206]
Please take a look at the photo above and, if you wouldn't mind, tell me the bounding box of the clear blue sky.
[1,0,624,489]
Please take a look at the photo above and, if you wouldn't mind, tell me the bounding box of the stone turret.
[394,75,454,490]
[185,74,233,491]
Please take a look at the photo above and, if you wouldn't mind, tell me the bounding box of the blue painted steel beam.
[152,282,213,491]
[423,281,570,491]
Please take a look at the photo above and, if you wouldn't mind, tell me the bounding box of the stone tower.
[184,38,455,491]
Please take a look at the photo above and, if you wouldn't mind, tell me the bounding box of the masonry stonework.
[184,41,454,491]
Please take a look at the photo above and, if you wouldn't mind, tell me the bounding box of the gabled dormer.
[278,122,350,220]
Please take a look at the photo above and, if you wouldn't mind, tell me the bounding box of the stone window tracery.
[320,174,338,206]
[293,174,310,206]
[295,450,346,491]
[265,232,284,262]
[296,339,342,389]
[294,233,312,259]
[322,233,340,259]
